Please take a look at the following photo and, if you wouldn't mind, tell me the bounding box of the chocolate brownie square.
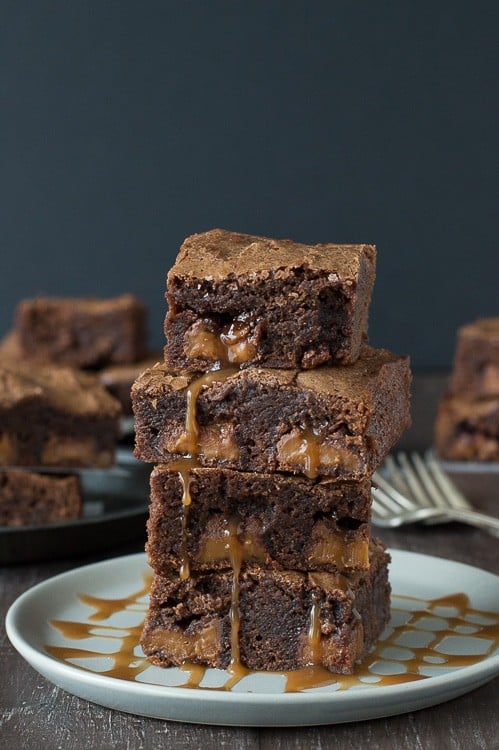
[0,362,121,468]
[450,318,499,398]
[164,229,376,370]
[140,539,390,674]
[0,469,82,526]
[147,464,371,576]
[435,394,499,461]
[15,294,147,368]
[132,346,411,481]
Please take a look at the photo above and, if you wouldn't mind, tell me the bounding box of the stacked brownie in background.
[1,294,156,416]
[435,318,499,461]
[133,229,411,675]
[0,361,121,525]
[0,296,147,526]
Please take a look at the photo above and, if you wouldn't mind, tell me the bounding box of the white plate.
[6,550,499,726]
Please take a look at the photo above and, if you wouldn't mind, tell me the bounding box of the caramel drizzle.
[174,368,237,456]
[169,368,236,582]
[166,458,201,580]
[307,592,322,665]
[46,587,499,693]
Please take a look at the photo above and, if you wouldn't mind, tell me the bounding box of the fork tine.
[372,471,415,510]
[396,452,437,507]
[410,452,451,509]
[424,451,471,510]
[371,486,403,516]
[384,454,413,496]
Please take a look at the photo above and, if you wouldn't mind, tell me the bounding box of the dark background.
[1,1,497,369]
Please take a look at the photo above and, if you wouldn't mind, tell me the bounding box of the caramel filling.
[197,528,267,564]
[185,320,257,365]
[197,424,240,461]
[143,621,221,663]
[277,428,360,478]
[309,527,369,569]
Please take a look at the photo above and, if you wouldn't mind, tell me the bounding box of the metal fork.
[372,451,499,537]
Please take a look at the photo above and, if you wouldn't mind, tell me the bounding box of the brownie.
[140,539,390,674]
[0,362,121,468]
[164,229,376,370]
[0,469,82,526]
[435,394,499,461]
[99,354,161,415]
[132,346,411,480]
[15,294,147,368]
[147,464,371,576]
[450,318,499,398]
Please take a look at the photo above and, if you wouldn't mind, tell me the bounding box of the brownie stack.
[435,318,499,461]
[133,229,411,675]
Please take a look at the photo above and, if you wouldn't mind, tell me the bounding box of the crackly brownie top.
[458,318,499,342]
[133,345,408,402]
[16,293,145,316]
[169,229,376,282]
[0,362,122,416]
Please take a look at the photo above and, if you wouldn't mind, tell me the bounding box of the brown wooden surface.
[1,372,498,750]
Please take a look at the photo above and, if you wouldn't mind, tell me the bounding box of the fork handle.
[427,508,499,536]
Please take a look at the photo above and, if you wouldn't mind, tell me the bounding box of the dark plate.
[0,449,151,564]
[430,449,499,474]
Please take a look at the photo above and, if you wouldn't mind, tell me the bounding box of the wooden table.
[1,374,498,750]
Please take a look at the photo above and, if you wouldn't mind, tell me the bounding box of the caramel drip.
[167,457,202,580]
[224,516,250,686]
[185,321,257,366]
[47,588,499,694]
[306,593,322,666]
[174,368,237,455]
[279,428,322,479]
[179,661,207,688]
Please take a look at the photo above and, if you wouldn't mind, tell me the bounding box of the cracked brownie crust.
[164,229,376,370]
[15,294,147,368]
[132,346,411,480]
